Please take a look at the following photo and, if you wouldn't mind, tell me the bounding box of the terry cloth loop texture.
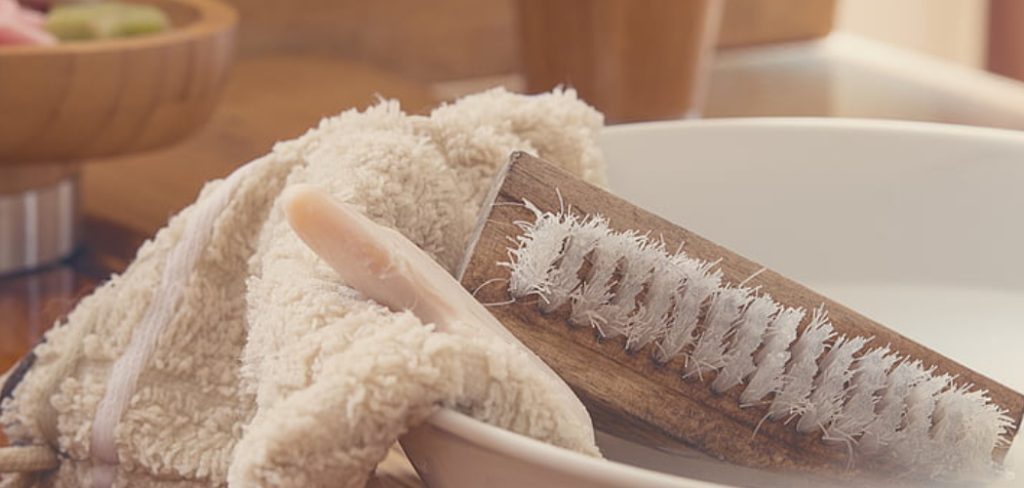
[91,162,257,472]
[0,87,606,488]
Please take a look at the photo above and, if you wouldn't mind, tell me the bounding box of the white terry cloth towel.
[0,88,606,488]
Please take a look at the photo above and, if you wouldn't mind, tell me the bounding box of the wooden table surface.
[6,34,1024,486]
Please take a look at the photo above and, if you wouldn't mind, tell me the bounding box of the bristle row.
[505,208,1013,480]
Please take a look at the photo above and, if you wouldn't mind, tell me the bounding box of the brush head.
[458,152,1024,483]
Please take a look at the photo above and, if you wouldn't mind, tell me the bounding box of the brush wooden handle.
[458,152,1024,476]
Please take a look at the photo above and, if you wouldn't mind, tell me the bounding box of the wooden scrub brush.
[457,152,1024,483]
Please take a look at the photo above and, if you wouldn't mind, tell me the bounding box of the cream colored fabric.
[0,88,605,487]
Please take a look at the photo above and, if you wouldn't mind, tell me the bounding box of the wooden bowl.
[0,0,237,164]
[0,0,235,275]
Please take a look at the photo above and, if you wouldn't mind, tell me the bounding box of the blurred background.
[70,0,1024,235]
[2,0,1020,237]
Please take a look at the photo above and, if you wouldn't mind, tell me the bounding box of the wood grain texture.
[0,0,237,163]
[459,152,1024,477]
[220,0,834,83]
[224,0,518,83]
[518,0,719,123]
[987,0,1024,81]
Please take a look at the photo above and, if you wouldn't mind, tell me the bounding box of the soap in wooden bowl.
[0,0,237,163]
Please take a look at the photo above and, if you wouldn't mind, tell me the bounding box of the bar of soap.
[46,1,169,41]
[0,0,57,45]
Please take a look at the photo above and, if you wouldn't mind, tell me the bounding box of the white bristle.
[568,230,632,330]
[624,253,684,352]
[712,295,779,394]
[797,335,868,434]
[540,215,607,313]
[930,386,1014,479]
[830,346,898,440]
[687,286,750,378]
[740,306,803,404]
[858,359,929,455]
[507,205,573,299]
[505,209,1014,480]
[587,231,650,338]
[601,237,662,335]
[768,307,835,421]
[655,256,721,363]
[892,371,951,467]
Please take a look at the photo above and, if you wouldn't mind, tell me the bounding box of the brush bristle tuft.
[504,208,1012,480]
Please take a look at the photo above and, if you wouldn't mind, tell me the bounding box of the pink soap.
[0,0,57,45]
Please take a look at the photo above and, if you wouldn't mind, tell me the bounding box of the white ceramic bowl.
[401,118,1024,488]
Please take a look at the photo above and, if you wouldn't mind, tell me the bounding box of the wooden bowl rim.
[0,0,237,57]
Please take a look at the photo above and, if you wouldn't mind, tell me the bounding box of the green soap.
[46,2,170,42]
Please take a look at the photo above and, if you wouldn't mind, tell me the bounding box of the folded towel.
[0,88,605,487]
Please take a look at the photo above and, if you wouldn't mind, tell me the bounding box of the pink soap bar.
[0,0,57,45]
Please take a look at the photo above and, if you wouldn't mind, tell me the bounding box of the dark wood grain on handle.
[459,152,1024,476]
